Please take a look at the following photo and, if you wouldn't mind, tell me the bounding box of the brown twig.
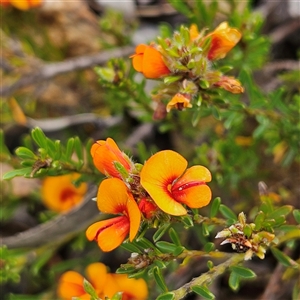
[1,46,135,98]
[0,186,99,249]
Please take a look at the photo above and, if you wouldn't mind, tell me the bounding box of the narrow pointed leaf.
[153,266,168,292]
[153,224,171,242]
[168,227,181,246]
[230,266,256,278]
[191,286,215,299]
[228,271,240,291]
[210,197,221,218]
[219,204,237,221]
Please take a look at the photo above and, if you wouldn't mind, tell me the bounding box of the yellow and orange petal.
[204,22,241,60]
[131,44,171,79]
[166,93,192,112]
[57,271,87,300]
[8,0,42,10]
[171,166,212,208]
[96,178,141,242]
[189,24,200,41]
[41,173,87,213]
[85,263,108,292]
[90,138,132,178]
[214,76,244,93]
[86,216,130,252]
[140,150,188,216]
[113,274,149,300]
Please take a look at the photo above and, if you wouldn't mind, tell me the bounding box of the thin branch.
[0,185,99,249]
[1,46,135,98]
[170,253,245,299]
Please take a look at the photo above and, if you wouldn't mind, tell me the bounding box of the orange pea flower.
[214,76,244,93]
[86,178,141,252]
[130,44,171,79]
[57,262,148,300]
[0,0,42,10]
[91,138,133,179]
[166,93,192,112]
[203,22,242,60]
[140,150,212,216]
[41,173,87,213]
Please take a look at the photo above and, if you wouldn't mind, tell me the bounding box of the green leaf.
[156,292,175,300]
[15,147,36,160]
[204,242,215,253]
[254,211,265,230]
[267,205,293,220]
[228,271,240,291]
[210,197,221,218]
[120,242,142,254]
[270,247,298,268]
[243,224,252,238]
[230,266,257,279]
[168,227,181,246]
[153,266,168,293]
[111,292,123,300]
[53,140,62,160]
[135,237,157,253]
[153,224,171,242]
[74,136,83,162]
[191,286,215,300]
[66,137,75,161]
[168,0,192,18]
[181,215,194,227]
[83,278,99,300]
[219,204,237,221]
[2,167,33,180]
[202,223,210,237]
[293,209,300,224]
[163,75,182,85]
[155,241,177,254]
[172,246,185,256]
[31,127,48,149]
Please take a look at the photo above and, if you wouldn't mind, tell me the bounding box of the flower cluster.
[215,212,275,260]
[86,138,212,251]
[130,22,243,117]
[0,0,42,10]
[57,262,148,300]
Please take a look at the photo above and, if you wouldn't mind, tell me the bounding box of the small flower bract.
[140,150,212,216]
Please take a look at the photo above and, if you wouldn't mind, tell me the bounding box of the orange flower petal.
[189,24,200,41]
[171,166,212,208]
[131,44,171,79]
[85,263,108,292]
[173,184,212,209]
[126,195,142,241]
[41,173,87,213]
[166,93,192,112]
[90,138,132,178]
[204,22,241,60]
[97,178,130,213]
[143,46,171,78]
[140,150,188,216]
[101,273,120,299]
[113,274,148,300]
[132,54,143,73]
[57,271,85,300]
[86,216,129,252]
